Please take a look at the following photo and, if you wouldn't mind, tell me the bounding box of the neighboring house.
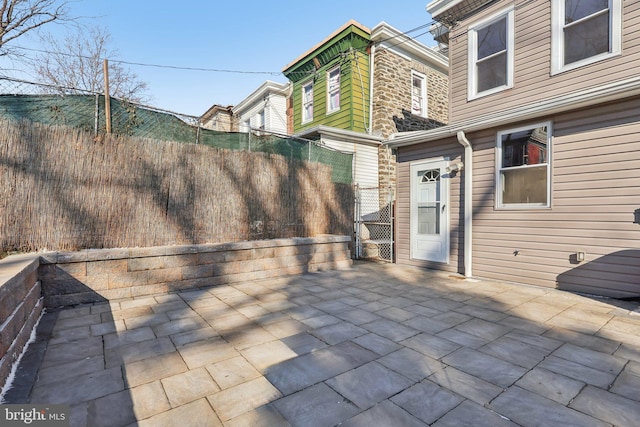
[387,0,640,297]
[200,104,234,131]
[282,19,449,191]
[370,21,449,202]
[282,20,381,189]
[233,80,290,135]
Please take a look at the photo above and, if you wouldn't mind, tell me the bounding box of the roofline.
[232,80,290,114]
[282,20,371,72]
[200,104,233,121]
[387,75,640,148]
[295,125,383,146]
[426,0,466,19]
[370,21,448,72]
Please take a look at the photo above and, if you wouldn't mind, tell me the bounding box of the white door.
[411,159,449,263]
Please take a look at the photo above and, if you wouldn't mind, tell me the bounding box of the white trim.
[495,122,552,209]
[232,80,290,115]
[326,65,341,114]
[410,157,450,264]
[371,21,449,73]
[301,80,314,124]
[386,75,640,148]
[468,7,514,100]
[551,0,622,75]
[294,125,383,146]
[427,0,466,19]
[411,70,428,118]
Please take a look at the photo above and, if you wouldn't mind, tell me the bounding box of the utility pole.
[103,59,111,134]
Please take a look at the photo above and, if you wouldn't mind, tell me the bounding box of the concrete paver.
[4,261,640,426]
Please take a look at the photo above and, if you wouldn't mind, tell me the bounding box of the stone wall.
[372,47,449,204]
[0,255,43,392]
[0,235,351,390]
[39,236,352,308]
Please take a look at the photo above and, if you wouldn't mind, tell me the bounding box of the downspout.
[368,43,375,134]
[456,131,473,278]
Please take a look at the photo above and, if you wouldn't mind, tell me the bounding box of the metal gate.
[355,186,394,262]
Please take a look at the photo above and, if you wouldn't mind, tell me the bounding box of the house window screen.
[563,0,610,65]
[476,16,508,93]
[327,67,340,113]
[498,124,550,207]
[302,82,314,123]
[411,72,426,117]
[417,169,441,234]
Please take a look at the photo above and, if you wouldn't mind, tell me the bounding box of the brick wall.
[372,47,449,204]
[0,255,43,392]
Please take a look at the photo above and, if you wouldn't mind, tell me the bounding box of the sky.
[1,0,436,117]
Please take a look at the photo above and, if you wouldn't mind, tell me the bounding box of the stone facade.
[372,47,449,203]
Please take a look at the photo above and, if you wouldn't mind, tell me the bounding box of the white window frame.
[551,0,622,75]
[257,109,265,130]
[468,7,514,100]
[326,66,341,114]
[411,71,427,118]
[495,122,552,210]
[301,80,314,124]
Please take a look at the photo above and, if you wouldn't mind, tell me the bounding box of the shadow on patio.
[4,260,640,426]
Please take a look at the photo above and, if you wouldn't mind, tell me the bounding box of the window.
[551,0,621,74]
[327,66,341,113]
[302,81,314,123]
[468,8,514,99]
[496,123,551,208]
[257,110,265,130]
[411,71,427,117]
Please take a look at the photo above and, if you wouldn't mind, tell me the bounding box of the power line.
[8,45,283,76]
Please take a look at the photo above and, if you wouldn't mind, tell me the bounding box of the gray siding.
[449,0,640,124]
[395,98,640,298]
[396,138,464,273]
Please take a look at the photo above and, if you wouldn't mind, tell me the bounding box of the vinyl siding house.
[234,80,290,135]
[387,0,640,297]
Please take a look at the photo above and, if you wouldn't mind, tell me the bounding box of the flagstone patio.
[4,261,640,426]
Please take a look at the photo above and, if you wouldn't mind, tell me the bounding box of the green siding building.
[283,20,371,135]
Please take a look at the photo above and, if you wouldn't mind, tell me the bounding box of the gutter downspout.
[456,131,472,278]
[368,43,375,134]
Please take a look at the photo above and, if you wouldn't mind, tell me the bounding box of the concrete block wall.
[0,235,351,390]
[0,254,43,392]
[39,235,352,308]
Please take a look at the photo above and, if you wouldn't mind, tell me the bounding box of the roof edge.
[232,80,290,114]
[282,20,371,73]
[371,22,448,71]
[387,76,640,147]
[295,125,383,145]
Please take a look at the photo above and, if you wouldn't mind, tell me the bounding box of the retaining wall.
[0,255,43,393]
[0,235,351,390]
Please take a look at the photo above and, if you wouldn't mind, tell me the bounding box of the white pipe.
[456,130,473,278]
[368,43,375,134]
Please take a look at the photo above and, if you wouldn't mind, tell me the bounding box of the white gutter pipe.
[368,43,375,134]
[456,130,472,278]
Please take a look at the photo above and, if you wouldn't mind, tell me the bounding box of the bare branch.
[0,0,72,51]
[30,26,149,103]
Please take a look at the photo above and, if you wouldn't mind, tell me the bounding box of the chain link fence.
[0,76,353,183]
[355,186,394,262]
